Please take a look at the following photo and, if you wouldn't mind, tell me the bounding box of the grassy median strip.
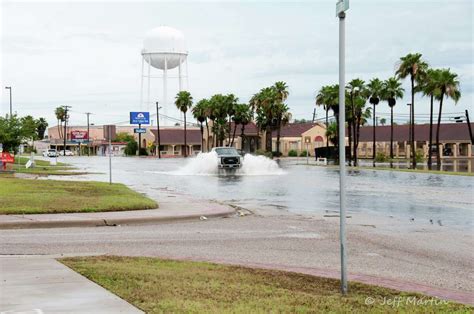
[0,177,157,214]
[61,256,472,313]
[7,156,81,175]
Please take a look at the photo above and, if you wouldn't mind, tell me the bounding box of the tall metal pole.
[108,127,112,184]
[138,123,142,155]
[156,102,161,158]
[63,105,71,157]
[338,7,348,295]
[5,87,12,117]
[86,112,91,156]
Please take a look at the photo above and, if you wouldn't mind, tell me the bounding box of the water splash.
[173,152,285,176]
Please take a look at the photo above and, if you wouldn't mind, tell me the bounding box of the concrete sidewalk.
[0,255,142,313]
[0,198,236,229]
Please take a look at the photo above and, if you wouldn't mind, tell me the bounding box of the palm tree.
[36,117,49,140]
[379,118,386,126]
[419,69,441,170]
[175,91,193,157]
[54,107,66,139]
[396,53,428,168]
[192,99,207,152]
[316,85,333,157]
[273,82,290,156]
[353,96,370,166]
[381,77,404,168]
[433,69,461,170]
[232,103,253,148]
[346,79,366,166]
[367,78,384,167]
[225,94,238,146]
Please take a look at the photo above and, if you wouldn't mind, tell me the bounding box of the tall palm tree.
[225,94,238,146]
[381,77,404,168]
[346,79,366,166]
[419,69,441,170]
[367,78,384,167]
[192,99,207,152]
[175,91,193,157]
[316,85,333,156]
[396,53,428,168]
[353,95,370,166]
[433,69,461,170]
[232,103,253,148]
[273,81,290,156]
[54,107,66,139]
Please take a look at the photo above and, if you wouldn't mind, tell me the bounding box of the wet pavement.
[46,156,474,230]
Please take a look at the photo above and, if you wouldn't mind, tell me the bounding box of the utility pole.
[5,87,12,117]
[156,102,162,158]
[63,106,71,157]
[108,127,112,184]
[466,110,473,145]
[312,108,316,123]
[85,112,92,156]
[407,103,412,166]
[336,0,349,295]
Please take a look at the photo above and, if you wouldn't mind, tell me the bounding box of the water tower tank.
[142,26,187,70]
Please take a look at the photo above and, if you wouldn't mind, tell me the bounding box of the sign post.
[130,112,150,156]
[337,0,349,295]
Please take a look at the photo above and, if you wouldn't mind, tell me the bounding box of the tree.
[379,118,386,126]
[381,77,404,167]
[54,107,66,139]
[114,132,135,143]
[273,81,290,156]
[231,103,253,148]
[175,91,194,157]
[252,87,277,153]
[20,115,39,142]
[209,94,231,147]
[0,115,25,153]
[367,78,384,167]
[192,100,207,152]
[36,117,48,140]
[433,69,461,170]
[325,122,338,147]
[346,79,366,166]
[316,85,334,156]
[224,94,239,146]
[419,68,442,170]
[396,53,428,168]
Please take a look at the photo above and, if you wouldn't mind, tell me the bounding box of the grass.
[61,256,472,313]
[0,177,157,214]
[4,156,82,175]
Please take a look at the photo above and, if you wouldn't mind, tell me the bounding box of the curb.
[0,209,236,230]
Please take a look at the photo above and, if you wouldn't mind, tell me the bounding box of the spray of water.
[174,152,285,176]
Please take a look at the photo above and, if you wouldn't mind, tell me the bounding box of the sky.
[1,0,473,129]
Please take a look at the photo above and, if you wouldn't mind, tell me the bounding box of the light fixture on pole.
[336,0,349,295]
[156,102,162,158]
[4,86,12,117]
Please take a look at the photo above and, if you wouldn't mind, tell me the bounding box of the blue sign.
[130,112,150,125]
[134,128,147,134]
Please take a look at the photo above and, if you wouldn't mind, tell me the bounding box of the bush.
[415,149,425,163]
[299,150,309,157]
[124,140,138,156]
[139,148,148,156]
[288,150,298,157]
[256,149,273,159]
[272,151,282,157]
[375,152,388,162]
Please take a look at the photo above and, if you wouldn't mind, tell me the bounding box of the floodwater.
[49,155,474,230]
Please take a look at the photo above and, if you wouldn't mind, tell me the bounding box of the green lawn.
[0,177,157,214]
[6,156,81,175]
[61,256,472,313]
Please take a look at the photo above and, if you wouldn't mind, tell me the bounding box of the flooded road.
[50,156,473,230]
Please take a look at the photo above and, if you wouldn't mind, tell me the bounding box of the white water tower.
[140,26,188,124]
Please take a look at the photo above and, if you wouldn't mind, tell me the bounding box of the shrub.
[256,149,273,159]
[272,151,282,157]
[415,149,425,163]
[139,148,148,156]
[375,152,388,162]
[124,140,138,156]
[299,150,309,157]
[288,150,298,157]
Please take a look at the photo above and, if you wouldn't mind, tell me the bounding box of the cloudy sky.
[1,0,473,128]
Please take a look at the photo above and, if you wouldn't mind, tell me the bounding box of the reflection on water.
[359,159,474,173]
[51,156,474,230]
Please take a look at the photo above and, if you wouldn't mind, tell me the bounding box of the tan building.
[356,123,473,159]
[271,123,328,156]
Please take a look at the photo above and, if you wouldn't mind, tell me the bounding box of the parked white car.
[42,149,58,157]
[59,150,74,156]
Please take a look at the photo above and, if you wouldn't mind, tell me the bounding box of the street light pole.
[85,112,91,156]
[337,0,348,295]
[63,106,71,157]
[156,102,162,159]
[5,87,12,117]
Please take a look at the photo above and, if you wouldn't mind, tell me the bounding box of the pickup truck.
[212,147,242,170]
